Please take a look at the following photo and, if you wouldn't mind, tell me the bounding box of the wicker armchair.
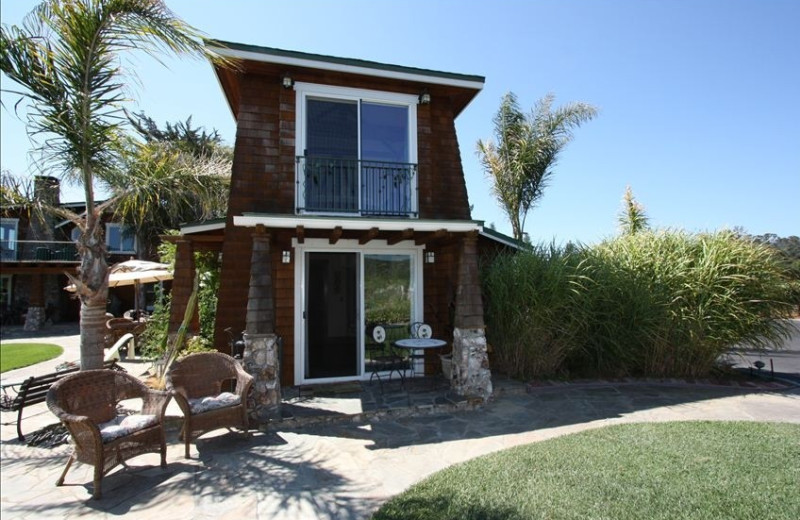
[46,370,171,499]
[166,352,253,459]
[105,317,146,349]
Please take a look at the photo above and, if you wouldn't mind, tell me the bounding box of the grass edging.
[373,421,800,520]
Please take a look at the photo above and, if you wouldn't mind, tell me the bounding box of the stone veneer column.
[24,274,46,331]
[451,232,492,399]
[242,226,281,423]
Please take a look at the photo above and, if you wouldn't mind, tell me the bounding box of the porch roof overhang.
[177,215,523,250]
[233,214,482,234]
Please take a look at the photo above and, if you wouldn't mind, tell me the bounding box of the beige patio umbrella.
[65,259,173,317]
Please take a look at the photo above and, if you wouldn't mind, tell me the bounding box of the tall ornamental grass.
[483,230,794,379]
[482,244,591,379]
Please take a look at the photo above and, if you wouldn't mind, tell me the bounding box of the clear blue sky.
[2,0,798,244]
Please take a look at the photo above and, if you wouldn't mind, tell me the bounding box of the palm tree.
[618,185,650,235]
[477,92,598,242]
[0,0,227,369]
[109,139,231,260]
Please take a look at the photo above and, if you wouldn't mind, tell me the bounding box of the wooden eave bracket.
[387,228,415,246]
[329,226,343,244]
[415,228,450,245]
[359,227,380,245]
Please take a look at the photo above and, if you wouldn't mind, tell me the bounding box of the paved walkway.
[2,326,799,519]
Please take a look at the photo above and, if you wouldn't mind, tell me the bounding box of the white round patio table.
[394,338,447,378]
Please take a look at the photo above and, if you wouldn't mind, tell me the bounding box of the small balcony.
[0,240,79,263]
[296,156,418,217]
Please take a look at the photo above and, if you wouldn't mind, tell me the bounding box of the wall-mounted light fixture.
[419,89,431,105]
[282,74,294,89]
[424,251,435,264]
[282,250,292,264]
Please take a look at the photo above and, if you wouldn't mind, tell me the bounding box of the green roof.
[207,39,485,87]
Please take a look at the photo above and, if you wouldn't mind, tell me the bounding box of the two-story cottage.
[168,42,500,416]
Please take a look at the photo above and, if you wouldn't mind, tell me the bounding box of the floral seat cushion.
[98,414,158,443]
[187,392,241,414]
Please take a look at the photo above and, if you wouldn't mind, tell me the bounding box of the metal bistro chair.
[407,322,433,378]
[365,324,406,388]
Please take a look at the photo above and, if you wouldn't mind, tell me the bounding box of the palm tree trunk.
[79,299,107,370]
[78,212,109,370]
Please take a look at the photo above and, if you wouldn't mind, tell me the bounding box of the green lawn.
[373,421,800,520]
[0,343,64,373]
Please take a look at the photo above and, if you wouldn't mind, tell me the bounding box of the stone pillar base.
[242,333,281,423]
[452,327,492,400]
[24,306,46,331]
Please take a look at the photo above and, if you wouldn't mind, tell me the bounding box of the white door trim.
[293,238,424,385]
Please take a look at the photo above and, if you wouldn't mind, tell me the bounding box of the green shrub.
[138,284,170,359]
[483,230,795,379]
[138,242,221,360]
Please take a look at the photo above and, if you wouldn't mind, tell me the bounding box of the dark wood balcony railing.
[0,240,79,263]
[296,156,417,217]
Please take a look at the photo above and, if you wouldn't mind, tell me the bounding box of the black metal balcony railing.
[0,240,79,262]
[296,156,417,217]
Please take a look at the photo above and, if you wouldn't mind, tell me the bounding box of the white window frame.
[294,82,419,217]
[1,218,19,261]
[105,223,136,254]
[293,237,425,385]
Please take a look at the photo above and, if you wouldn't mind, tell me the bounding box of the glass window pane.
[1,219,17,260]
[361,103,408,162]
[106,224,134,252]
[364,254,413,327]
[307,98,357,158]
[361,103,411,215]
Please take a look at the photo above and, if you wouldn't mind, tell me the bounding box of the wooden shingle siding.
[212,61,480,384]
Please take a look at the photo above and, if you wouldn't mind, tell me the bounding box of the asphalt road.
[724,319,800,383]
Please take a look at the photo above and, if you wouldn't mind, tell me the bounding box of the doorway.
[305,252,358,379]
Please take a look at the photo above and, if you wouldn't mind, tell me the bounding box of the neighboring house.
[168,42,510,398]
[0,176,141,328]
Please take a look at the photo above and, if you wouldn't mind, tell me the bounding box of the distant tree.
[618,185,650,235]
[0,0,228,370]
[128,111,232,160]
[477,92,597,242]
[750,234,800,277]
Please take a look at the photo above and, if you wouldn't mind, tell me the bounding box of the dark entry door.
[306,252,358,379]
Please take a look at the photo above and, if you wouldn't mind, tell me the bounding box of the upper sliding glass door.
[300,89,415,216]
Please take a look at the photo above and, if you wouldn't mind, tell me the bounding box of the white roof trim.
[211,46,485,90]
[479,229,524,250]
[181,221,226,234]
[233,215,482,233]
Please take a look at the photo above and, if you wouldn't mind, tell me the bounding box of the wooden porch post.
[451,231,492,399]
[169,238,198,334]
